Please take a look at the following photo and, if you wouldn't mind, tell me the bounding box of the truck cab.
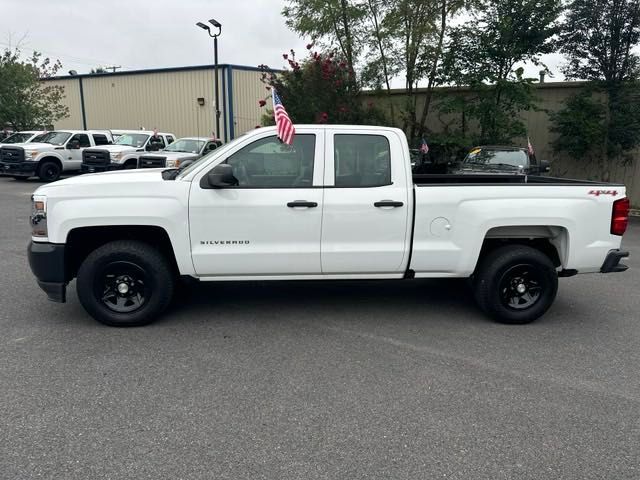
[0,130,114,181]
[80,130,176,173]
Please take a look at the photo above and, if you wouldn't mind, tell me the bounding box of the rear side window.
[225,134,315,188]
[92,134,109,145]
[334,134,391,187]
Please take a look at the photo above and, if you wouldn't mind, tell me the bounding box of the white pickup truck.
[0,130,114,181]
[80,130,176,173]
[28,125,630,327]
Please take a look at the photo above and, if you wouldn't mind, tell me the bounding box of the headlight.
[166,159,179,168]
[31,195,48,238]
[25,150,38,159]
[112,153,123,161]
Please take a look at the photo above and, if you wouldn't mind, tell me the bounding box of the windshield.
[1,132,33,144]
[115,134,150,148]
[32,131,72,146]
[462,148,528,169]
[164,139,205,153]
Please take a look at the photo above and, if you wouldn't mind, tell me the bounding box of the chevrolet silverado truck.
[0,130,114,181]
[28,125,630,327]
[138,137,222,169]
[80,130,175,173]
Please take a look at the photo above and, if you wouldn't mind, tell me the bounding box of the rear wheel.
[76,240,174,327]
[473,245,558,324]
[37,160,61,182]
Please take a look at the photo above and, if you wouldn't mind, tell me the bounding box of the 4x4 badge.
[588,190,618,196]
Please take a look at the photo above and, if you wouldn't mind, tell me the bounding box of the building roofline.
[364,81,591,96]
[42,63,280,81]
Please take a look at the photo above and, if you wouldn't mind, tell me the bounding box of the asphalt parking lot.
[1,175,639,480]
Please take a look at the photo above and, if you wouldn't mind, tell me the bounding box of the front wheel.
[37,160,61,182]
[473,245,558,324]
[76,240,175,327]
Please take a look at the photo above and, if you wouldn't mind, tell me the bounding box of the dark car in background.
[452,146,550,175]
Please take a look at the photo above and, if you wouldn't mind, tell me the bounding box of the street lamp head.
[196,22,210,32]
[208,18,222,28]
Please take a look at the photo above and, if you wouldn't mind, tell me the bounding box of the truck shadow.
[166,278,486,326]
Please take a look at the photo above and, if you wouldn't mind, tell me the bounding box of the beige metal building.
[43,64,268,141]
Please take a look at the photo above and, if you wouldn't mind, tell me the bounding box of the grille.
[0,146,25,163]
[138,155,167,168]
[82,149,111,166]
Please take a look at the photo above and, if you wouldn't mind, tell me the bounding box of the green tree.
[0,48,69,130]
[282,0,366,75]
[553,0,640,180]
[258,48,386,126]
[438,0,561,144]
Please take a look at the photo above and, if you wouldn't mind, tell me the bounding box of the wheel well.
[38,156,62,170]
[66,225,179,279]
[124,158,138,168]
[478,225,569,270]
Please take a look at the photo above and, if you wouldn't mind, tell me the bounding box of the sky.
[1,0,566,85]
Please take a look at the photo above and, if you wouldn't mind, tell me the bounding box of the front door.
[189,131,324,276]
[321,130,411,274]
[65,133,91,170]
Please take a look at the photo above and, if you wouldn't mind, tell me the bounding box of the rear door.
[189,129,325,276]
[321,129,411,274]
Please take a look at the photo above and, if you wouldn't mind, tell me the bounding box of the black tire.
[124,160,137,170]
[37,160,61,182]
[76,240,174,327]
[473,245,558,324]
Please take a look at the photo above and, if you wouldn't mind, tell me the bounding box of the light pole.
[196,19,222,140]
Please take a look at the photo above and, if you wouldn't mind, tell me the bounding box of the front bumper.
[28,241,67,302]
[0,161,37,176]
[600,249,630,273]
[81,162,123,173]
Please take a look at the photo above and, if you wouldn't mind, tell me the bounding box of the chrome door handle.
[374,200,403,208]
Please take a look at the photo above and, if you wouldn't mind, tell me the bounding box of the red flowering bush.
[256,48,386,126]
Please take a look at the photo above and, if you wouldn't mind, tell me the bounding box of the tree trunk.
[417,0,448,138]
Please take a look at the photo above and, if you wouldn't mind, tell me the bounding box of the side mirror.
[207,143,218,151]
[68,139,80,149]
[203,164,237,188]
[539,160,551,173]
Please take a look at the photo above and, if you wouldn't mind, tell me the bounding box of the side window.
[92,134,109,146]
[72,134,91,148]
[147,136,165,151]
[225,134,315,188]
[334,134,391,187]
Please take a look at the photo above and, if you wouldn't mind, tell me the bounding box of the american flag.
[420,138,429,154]
[527,136,535,156]
[272,88,295,145]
